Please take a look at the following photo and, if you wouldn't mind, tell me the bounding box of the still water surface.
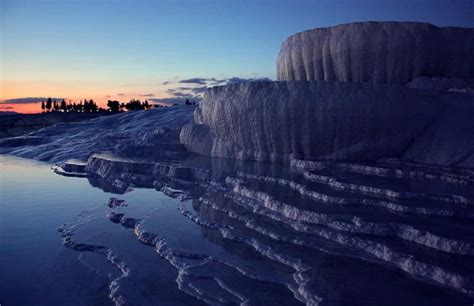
[1,154,473,305]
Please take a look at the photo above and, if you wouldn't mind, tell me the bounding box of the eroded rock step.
[303,171,474,206]
[194,193,474,303]
[236,172,474,225]
[228,179,474,257]
[237,170,474,219]
[222,185,474,263]
[104,197,306,305]
[58,153,474,304]
[235,174,474,239]
[291,158,474,186]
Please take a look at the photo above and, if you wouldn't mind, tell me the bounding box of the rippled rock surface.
[0,106,194,163]
[180,81,474,166]
[277,22,474,84]
[56,152,474,305]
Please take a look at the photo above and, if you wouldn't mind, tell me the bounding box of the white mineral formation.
[181,22,474,167]
[180,81,441,163]
[277,22,474,84]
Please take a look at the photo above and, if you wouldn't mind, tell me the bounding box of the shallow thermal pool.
[1,154,473,305]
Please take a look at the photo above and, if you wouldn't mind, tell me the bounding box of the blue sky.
[1,0,473,111]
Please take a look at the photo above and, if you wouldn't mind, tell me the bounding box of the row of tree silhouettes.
[106,99,152,112]
[40,98,154,113]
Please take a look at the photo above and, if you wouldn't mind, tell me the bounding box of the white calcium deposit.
[277,21,474,84]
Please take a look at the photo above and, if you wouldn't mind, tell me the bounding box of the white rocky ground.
[0,106,195,163]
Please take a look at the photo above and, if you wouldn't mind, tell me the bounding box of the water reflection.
[57,153,474,305]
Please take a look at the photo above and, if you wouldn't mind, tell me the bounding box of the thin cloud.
[172,86,207,95]
[0,97,65,104]
[161,76,272,104]
[166,87,201,99]
[117,93,125,96]
[226,77,271,84]
[179,78,208,85]
[149,97,201,106]
[191,86,208,94]
[173,92,196,98]
[175,76,272,87]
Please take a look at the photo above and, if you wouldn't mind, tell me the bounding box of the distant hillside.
[0,111,19,116]
[0,112,111,138]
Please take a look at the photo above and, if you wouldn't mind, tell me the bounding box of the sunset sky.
[1,0,473,113]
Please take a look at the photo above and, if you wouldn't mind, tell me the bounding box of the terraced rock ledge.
[56,152,474,305]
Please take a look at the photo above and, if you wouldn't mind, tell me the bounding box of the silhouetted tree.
[89,99,97,112]
[60,99,67,112]
[83,100,89,112]
[120,103,125,112]
[41,100,45,112]
[107,100,120,112]
[125,99,144,111]
[53,100,59,111]
[46,97,52,112]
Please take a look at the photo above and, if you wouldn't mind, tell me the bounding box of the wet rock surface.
[57,152,474,305]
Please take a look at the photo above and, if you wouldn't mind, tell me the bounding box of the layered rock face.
[180,81,440,163]
[181,22,474,167]
[277,22,474,84]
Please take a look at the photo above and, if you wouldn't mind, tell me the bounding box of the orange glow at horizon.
[0,80,172,114]
[0,103,43,114]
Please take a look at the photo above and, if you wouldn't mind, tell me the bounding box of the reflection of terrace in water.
[56,151,474,306]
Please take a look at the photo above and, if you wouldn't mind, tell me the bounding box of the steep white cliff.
[180,81,441,163]
[277,22,474,84]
